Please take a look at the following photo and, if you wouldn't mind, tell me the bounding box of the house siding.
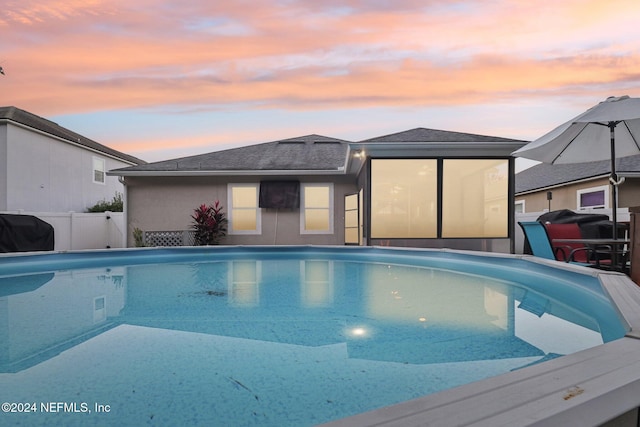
[513,177,640,213]
[125,175,356,246]
[114,129,525,251]
[618,179,640,208]
[3,122,132,212]
[516,178,609,212]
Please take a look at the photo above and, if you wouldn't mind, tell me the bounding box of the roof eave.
[619,171,640,179]
[350,141,527,157]
[515,174,610,195]
[107,168,348,177]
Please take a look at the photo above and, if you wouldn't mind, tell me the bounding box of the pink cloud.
[0,0,115,27]
[1,0,639,117]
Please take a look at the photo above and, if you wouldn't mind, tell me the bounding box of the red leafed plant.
[191,201,227,245]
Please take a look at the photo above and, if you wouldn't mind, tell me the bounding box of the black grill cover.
[537,209,610,225]
[0,214,54,253]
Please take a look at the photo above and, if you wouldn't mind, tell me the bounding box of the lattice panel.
[144,230,194,247]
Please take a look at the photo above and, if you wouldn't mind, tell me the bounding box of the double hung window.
[301,183,333,234]
[228,184,261,234]
[93,157,105,184]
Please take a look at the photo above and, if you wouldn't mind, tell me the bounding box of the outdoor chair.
[543,222,612,267]
[518,221,595,268]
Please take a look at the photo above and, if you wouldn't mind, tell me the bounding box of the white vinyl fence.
[514,208,630,254]
[2,208,628,253]
[1,210,125,251]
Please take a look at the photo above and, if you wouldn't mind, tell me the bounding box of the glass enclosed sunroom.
[344,130,527,253]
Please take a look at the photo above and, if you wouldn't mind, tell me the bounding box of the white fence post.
[105,211,112,249]
[70,211,77,250]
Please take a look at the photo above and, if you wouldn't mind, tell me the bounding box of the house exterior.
[0,106,145,212]
[109,128,526,252]
[515,155,640,214]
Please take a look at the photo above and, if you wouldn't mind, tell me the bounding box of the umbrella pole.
[609,122,618,241]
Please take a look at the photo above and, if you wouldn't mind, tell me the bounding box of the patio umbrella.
[512,95,640,239]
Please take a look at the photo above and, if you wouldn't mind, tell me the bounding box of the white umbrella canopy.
[513,95,640,164]
[513,95,640,240]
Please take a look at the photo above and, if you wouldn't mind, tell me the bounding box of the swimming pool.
[0,246,639,426]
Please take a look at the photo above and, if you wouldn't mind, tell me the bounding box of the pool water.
[0,247,627,426]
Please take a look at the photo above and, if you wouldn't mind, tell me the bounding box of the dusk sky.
[1,0,639,166]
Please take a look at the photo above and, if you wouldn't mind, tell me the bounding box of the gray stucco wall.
[124,175,357,246]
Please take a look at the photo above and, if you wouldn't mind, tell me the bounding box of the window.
[577,185,608,209]
[93,157,105,184]
[371,159,437,238]
[370,158,510,239]
[515,200,525,214]
[228,184,261,234]
[301,183,333,234]
[441,159,509,238]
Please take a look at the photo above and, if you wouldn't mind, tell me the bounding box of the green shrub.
[87,192,123,212]
[132,227,146,247]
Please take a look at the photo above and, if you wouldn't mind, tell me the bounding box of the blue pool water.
[0,246,628,426]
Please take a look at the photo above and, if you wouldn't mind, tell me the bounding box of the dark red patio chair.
[543,222,611,267]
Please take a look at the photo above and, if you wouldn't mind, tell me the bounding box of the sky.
[1,0,640,169]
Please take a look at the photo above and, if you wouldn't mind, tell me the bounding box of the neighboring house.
[109,128,526,252]
[0,106,145,212]
[515,155,640,214]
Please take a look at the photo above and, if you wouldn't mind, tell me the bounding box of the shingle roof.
[360,127,527,143]
[0,106,145,165]
[515,154,640,193]
[109,134,349,175]
[111,128,529,176]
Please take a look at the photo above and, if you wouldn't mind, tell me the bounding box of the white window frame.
[576,185,609,210]
[514,199,525,214]
[300,183,334,234]
[92,157,106,184]
[227,183,262,235]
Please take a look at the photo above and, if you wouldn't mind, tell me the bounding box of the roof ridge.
[359,127,527,143]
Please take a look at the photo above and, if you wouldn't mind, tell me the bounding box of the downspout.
[118,176,128,247]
